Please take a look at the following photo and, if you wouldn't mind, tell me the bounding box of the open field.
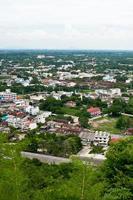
[60,107,80,116]
[90,117,121,134]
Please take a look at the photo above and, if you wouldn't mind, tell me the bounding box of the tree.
[116,116,130,130]
[108,99,126,117]
[78,109,90,128]
[79,116,89,128]
[0,134,27,200]
[102,138,133,194]
[39,97,63,113]
[103,188,133,200]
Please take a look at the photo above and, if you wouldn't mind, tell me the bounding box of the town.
[0,50,133,162]
[1,0,133,198]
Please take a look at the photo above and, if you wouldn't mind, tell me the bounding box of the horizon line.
[0,48,133,52]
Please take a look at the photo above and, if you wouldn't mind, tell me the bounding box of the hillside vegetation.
[0,134,133,200]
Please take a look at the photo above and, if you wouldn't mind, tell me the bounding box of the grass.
[90,146,104,154]
[92,117,121,134]
[60,107,80,116]
[80,89,94,93]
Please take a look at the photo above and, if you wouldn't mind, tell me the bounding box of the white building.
[103,75,116,83]
[36,111,52,124]
[94,131,110,147]
[14,100,28,107]
[126,78,132,84]
[0,89,17,102]
[37,55,45,59]
[29,122,37,130]
[25,106,39,116]
[67,82,76,87]
[110,88,121,96]
[95,88,121,97]
[7,115,37,130]
[30,95,45,102]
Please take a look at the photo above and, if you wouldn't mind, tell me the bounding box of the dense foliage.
[0,133,133,200]
[25,133,82,158]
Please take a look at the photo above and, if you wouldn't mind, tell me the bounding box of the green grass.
[60,107,80,116]
[93,117,121,134]
[80,89,94,93]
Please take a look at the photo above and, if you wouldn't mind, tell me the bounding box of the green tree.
[116,116,130,130]
[108,99,126,117]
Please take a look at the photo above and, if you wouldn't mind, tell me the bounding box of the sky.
[0,0,133,50]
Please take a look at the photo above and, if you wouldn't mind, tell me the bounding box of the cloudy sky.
[0,0,133,49]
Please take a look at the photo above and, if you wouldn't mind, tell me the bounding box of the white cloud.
[0,0,133,49]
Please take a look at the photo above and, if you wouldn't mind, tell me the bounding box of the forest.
[0,133,133,200]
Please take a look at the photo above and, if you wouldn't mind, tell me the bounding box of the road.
[21,151,105,166]
[121,113,133,118]
[77,146,106,165]
[89,114,108,121]
[21,151,71,165]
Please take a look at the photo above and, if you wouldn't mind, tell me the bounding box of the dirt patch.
[90,118,110,128]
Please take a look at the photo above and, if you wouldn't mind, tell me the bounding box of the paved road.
[21,151,71,165]
[89,114,108,121]
[121,113,133,118]
[21,151,105,166]
[77,146,106,165]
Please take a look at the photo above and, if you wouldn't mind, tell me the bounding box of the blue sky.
[0,0,133,49]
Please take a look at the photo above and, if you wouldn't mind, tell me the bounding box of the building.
[79,130,110,147]
[0,89,17,102]
[30,94,45,102]
[79,130,95,146]
[25,106,39,116]
[94,131,110,147]
[95,88,121,98]
[65,101,76,108]
[7,115,37,130]
[103,75,116,83]
[14,100,28,107]
[35,111,52,124]
[47,120,81,135]
[87,107,101,117]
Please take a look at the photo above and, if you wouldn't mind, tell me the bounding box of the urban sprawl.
[0,50,133,163]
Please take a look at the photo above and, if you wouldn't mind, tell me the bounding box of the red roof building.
[87,107,101,116]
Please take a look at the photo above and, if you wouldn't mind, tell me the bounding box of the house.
[14,100,28,107]
[95,88,121,97]
[93,131,110,147]
[0,89,17,102]
[7,114,37,130]
[126,78,132,84]
[30,94,45,102]
[84,93,98,100]
[25,105,39,116]
[66,82,76,87]
[57,124,81,135]
[35,111,52,124]
[36,114,46,124]
[47,120,81,135]
[65,101,76,108]
[79,130,95,146]
[87,107,101,117]
[103,75,116,83]
[29,122,37,130]
[79,130,110,147]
